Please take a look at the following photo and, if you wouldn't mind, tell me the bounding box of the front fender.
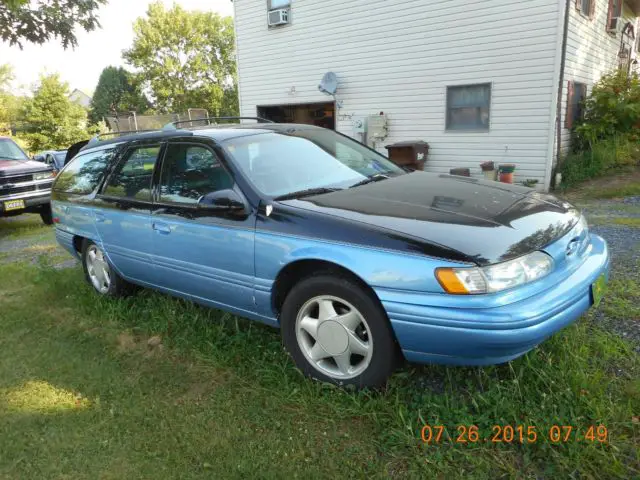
[253,231,465,319]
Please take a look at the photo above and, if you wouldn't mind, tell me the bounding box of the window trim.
[155,141,236,208]
[445,82,492,132]
[98,142,165,203]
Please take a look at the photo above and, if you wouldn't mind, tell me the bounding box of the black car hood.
[0,158,52,176]
[281,172,579,266]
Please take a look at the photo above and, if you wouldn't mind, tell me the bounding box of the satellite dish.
[318,72,338,95]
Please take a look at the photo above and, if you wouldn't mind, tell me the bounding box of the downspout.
[555,0,572,178]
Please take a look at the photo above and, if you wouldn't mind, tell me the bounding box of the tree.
[0,0,106,48]
[123,2,238,117]
[20,74,89,151]
[0,64,21,134]
[89,66,150,124]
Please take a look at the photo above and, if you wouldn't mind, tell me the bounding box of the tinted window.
[0,138,29,160]
[53,148,114,194]
[104,146,160,201]
[223,129,403,197]
[159,144,233,204]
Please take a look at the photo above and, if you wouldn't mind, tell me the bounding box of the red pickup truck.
[0,136,55,225]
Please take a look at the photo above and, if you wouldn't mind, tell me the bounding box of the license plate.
[3,199,25,211]
[591,273,607,307]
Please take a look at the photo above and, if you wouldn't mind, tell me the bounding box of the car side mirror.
[198,189,247,217]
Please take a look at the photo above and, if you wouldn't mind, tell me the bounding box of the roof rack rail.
[86,129,160,146]
[162,116,275,130]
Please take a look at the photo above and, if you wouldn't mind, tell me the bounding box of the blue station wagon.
[52,120,610,388]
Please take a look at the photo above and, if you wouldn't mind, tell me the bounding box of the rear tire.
[40,205,53,225]
[281,273,399,389]
[81,239,132,297]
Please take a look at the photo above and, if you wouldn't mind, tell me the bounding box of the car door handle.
[152,222,171,234]
[95,211,106,223]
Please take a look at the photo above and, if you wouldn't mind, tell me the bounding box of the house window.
[446,83,491,131]
[576,0,596,19]
[607,0,623,32]
[268,0,290,8]
[565,81,588,129]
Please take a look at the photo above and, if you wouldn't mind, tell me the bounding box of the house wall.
[558,0,639,158]
[233,0,563,188]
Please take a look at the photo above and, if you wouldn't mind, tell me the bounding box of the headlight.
[34,171,54,180]
[436,251,554,295]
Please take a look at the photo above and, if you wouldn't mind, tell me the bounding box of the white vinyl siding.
[234,0,562,187]
[558,0,639,158]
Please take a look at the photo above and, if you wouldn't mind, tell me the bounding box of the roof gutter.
[554,0,572,178]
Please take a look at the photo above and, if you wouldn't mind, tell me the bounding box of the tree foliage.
[89,66,150,124]
[0,63,22,134]
[20,74,89,151]
[123,2,238,117]
[0,0,106,48]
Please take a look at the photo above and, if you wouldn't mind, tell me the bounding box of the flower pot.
[499,171,514,184]
[483,169,496,181]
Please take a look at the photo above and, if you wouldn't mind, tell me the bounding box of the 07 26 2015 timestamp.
[420,425,609,445]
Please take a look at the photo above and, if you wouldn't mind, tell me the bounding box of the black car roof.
[79,123,322,153]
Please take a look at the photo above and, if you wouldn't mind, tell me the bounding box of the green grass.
[0,214,50,240]
[0,260,638,478]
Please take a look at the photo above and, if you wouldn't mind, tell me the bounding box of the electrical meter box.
[367,114,388,140]
[352,117,366,134]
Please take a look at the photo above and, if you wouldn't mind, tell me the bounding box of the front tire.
[281,273,399,388]
[81,239,131,297]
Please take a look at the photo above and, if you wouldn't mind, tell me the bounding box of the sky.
[1,0,234,96]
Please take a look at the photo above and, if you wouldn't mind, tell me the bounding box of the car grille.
[1,184,36,195]
[0,173,33,185]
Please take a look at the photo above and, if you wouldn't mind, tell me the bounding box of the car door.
[93,141,163,284]
[150,140,256,313]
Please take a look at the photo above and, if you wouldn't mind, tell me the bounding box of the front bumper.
[378,234,610,366]
[0,191,51,215]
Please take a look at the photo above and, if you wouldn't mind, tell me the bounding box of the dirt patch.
[561,168,640,202]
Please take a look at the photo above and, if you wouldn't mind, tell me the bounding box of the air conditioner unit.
[268,8,289,27]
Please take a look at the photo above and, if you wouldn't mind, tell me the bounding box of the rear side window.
[159,144,233,204]
[103,146,160,201]
[53,148,114,194]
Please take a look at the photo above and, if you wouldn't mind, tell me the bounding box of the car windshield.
[0,138,29,161]
[222,128,404,197]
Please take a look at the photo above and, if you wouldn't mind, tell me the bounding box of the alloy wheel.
[295,295,373,380]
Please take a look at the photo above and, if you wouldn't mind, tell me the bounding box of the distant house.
[69,89,92,109]
[233,0,640,190]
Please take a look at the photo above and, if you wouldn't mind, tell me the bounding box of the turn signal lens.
[436,267,486,294]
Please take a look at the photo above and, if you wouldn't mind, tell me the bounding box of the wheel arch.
[271,258,383,317]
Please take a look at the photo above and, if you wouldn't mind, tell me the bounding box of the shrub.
[574,69,640,148]
[558,135,640,187]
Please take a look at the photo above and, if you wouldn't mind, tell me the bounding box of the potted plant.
[480,161,496,181]
[498,164,516,184]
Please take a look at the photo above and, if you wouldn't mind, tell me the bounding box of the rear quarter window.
[53,148,114,194]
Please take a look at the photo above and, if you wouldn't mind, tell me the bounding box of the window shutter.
[589,0,596,19]
[607,0,616,32]
[565,81,575,129]
[575,0,582,12]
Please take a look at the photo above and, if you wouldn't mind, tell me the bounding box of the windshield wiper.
[349,173,390,189]
[274,187,342,201]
